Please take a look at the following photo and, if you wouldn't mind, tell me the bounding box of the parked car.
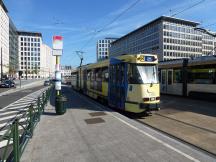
[0,80,16,88]
[44,80,50,86]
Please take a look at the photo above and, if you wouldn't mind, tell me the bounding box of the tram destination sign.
[138,55,157,62]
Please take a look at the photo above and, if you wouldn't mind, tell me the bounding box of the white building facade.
[110,16,216,61]
[41,44,55,78]
[60,65,73,77]
[96,38,117,61]
[18,31,43,79]
[0,2,9,79]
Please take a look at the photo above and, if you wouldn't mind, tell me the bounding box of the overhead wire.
[80,0,142,51]
[171,0,205,17]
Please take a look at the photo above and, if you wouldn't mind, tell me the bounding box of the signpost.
[52,36,63,96]
[52,35,67,115]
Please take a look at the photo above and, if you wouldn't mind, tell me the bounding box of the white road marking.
[75,91,200,162]
[0,110,19,116]
[0,113,22,122]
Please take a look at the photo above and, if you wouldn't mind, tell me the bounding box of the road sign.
[55,81,61,90]
[55,71,61,81]
[52,49,63,56]
[53,36,63,50]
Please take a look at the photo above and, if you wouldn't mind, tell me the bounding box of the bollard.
[13,119,20,162]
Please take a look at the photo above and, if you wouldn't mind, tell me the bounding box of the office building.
[61,65,73,77]
[9,19,18,78]
[41,44,55,78]
[96,38,117,61]
[0,1,9,79]
[18,31,43,79]
[110,16,216,61]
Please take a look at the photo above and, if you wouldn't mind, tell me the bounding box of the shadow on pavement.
[160,95,216,117]
[47,85,114,116]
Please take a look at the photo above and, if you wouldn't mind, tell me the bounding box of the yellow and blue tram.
[159,55,216,101]
[71,54,160,113]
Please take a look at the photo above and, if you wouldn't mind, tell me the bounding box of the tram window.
[102,67,109,82]
[173,69,182,83]
[161,71,166,84]
[96,68,102,81]
[128,64,154,84]
[91,71,95,81]
[168,71,172,85]
[87,71,91,80]
[188,68,216,84]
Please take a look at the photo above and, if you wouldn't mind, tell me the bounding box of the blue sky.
[4,0,216,67]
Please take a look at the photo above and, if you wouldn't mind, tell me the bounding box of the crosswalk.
[0,87,49,151]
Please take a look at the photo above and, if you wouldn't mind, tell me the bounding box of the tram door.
[160,70,167,93]
[108,61,127,110]
[83,69,87,94]
[160,69,173,94]
[166,69,173,94]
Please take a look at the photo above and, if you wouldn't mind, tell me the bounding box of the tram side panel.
[186,67,216,100]
[71,71,79,90]
[160,69,183,96]
[85,66,109,100]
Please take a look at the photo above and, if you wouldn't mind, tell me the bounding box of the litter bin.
[55,95,67,115]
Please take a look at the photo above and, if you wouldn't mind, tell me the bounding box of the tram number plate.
[150,97,155,101]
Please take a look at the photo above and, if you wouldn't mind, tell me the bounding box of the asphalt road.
[0,85,44,109]
[0,79,42,94]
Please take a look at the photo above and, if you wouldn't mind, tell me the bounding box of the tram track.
[153,113,216,134]
[135,112,216,158]
[135,117,216,159]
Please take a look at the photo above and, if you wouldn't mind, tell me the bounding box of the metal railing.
[0,86,52,162]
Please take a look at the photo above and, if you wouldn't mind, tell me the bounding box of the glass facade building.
[110,16,216,61]
[9,19,18,78]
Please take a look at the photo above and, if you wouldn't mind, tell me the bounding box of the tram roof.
[159,55,216,68]
[86,59,109,69]
[159,59,185,68]
[188,55,216,66]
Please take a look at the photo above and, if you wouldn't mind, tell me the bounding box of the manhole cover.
[85,118,105,124]
[89,112,107,117]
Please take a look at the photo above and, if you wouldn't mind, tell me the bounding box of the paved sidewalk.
[21,86,215,162]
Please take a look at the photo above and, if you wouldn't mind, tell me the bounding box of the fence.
[0,87,52,162]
